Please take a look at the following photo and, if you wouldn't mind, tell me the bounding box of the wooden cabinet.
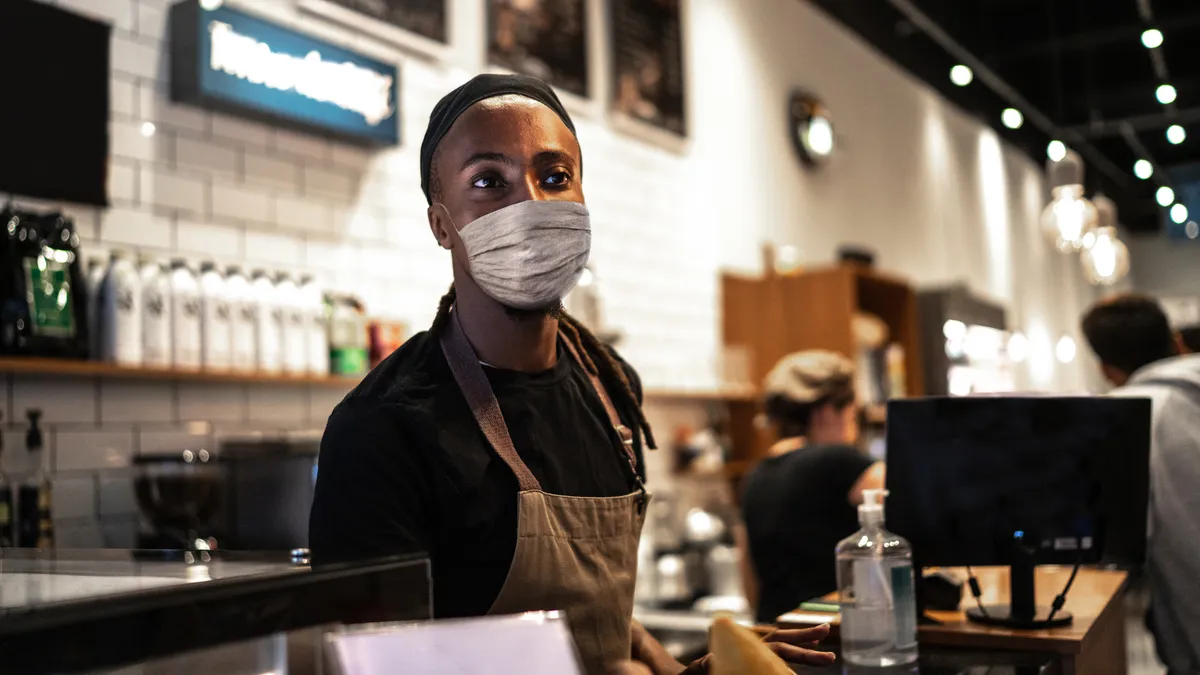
[720,264,924,491]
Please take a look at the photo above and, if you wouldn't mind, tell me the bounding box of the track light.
[1001,108,1023,129]
[1047,141,1067,162]
[1157,84,1178,105]
[1142,29,1164,49]
[1168,125,1187,145]
[1157,186,1176,207]
[950,65,974,87]
[1134,160,1154,180]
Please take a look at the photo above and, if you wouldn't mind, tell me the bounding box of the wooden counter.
[778,566,1129,675]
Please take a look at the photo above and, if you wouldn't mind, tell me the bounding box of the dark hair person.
[308,74,832,674]
[1081,294,1180,386]
[1079,294,1200,673]
[738,350,884,624]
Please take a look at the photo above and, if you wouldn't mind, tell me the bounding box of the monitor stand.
[964,547,1072,629]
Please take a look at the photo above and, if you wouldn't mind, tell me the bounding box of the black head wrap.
[419,73,578,204]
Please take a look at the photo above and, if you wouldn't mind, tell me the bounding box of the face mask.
[441,200,591,310]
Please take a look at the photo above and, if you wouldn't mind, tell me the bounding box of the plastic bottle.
[275,273,307,376]
[85,256,107,360]
[836,489,918,667]
[198,262,232,372]
[140,258,172,368]
[250,270,282,374]
[299,275,329,376]
[169,259,202,370]
[17,409,52,549]
[100,251,144,366]
[225,266,256,373]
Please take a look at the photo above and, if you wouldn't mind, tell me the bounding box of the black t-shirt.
[309,329,646,619]
[740,444,874,624]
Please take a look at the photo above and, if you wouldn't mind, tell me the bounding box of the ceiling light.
[950,65,974,87]
[1042,149,1097,253]
[1047,140,1067,162]
[1142,29,1164,49]
[1134,159,1154,180]
[140,122,156,137]
[1171,203,1189,224]
[1168,124,1187,145]
[1157,84,1178,105]
[1158,186,1177,206]
[1001,108,1023,129]
[199,0,224,9]
[1187,221,1199,239]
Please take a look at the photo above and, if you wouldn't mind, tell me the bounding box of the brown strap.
[440,311,541,492]
[558,335,640,474]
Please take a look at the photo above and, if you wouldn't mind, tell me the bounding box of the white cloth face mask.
[442,200,592,310]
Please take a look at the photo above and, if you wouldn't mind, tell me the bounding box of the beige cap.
[763,350,856,404]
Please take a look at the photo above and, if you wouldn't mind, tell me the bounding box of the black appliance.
[885,396,1151,629]
[0,0,110,206]
[219,437,319,550]
[134,449,224,550]
[1,207,89,358]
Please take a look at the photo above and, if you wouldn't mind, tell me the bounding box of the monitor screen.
[885,396,1150,568]
[0,1,110,206]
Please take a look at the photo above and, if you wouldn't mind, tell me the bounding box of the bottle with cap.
[250,270,282,374]
[140,257,173,369]
[224,266,256,373]
[298,275,329,376]
[198,262,231,372]
[835,489,917,667]
[85,256,107,360]
[169,259,202,370]
[275,272,307,376]
[100,250,144,366]
[17,409,52,548]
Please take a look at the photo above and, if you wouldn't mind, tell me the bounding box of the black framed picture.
[306,0,448,45]
[610,0,686,136]
[487,0,589,98]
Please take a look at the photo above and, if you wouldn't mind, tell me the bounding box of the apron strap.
[440,310,542,492]
[558,334,641,475]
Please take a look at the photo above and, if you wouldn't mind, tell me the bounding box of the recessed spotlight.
[950,65,974,87]
[1168,124,1187,145]
[1157,186,1176,207]
[199,0,224,9]
[1171,203,1189,224]
[1142,29,1164,49]
[1047,140,1067,162]
[1001,108,1023,129]
[1134,159,1154,180]
[1187,221,1199,239]
[1157,84,1178,105]
[140,122,156,137]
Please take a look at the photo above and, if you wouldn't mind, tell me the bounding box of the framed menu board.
[300,0,447,48]
[610,0,686,136]
[486,0,589,98]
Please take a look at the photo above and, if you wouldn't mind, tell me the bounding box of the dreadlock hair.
[430,284,656,450]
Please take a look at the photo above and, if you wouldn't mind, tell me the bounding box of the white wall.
[1129,235,1200,297]
[9,0,1104,542]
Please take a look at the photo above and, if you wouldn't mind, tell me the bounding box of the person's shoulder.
[347,330,448,403]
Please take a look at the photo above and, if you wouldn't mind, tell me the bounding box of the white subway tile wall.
[13,0,721,545]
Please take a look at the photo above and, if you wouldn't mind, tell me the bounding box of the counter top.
[0,549,432,675]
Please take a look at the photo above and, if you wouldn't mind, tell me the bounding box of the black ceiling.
[809,0,1200,233]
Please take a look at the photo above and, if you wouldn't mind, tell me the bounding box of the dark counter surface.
[0,548,431,675]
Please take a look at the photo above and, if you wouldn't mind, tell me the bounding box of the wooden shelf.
[0,356,362,387]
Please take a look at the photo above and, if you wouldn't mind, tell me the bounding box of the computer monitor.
[885,396,1151,629]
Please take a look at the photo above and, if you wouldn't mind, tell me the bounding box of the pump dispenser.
[835,489,917,666]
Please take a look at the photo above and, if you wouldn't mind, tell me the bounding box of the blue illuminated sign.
[169,0,399,146]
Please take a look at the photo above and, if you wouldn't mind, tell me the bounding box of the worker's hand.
[679,624,836,673]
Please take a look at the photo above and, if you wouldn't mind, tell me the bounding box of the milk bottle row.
[86,253,330,376]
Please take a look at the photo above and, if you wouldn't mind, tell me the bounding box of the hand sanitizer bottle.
[836,489,918,667]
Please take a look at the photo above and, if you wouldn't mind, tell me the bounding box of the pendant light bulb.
[1080,196,1131,286]
[1041,150,1098,253]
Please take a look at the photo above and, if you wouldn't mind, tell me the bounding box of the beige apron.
[440,311,649,675]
